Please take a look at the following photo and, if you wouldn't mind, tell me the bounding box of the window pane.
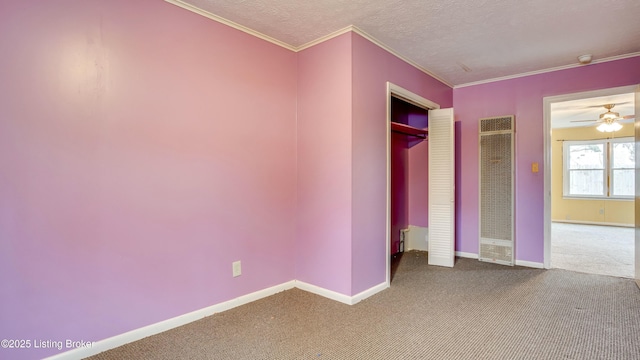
[568,144,603,169]
[612,142,635,169]
[569,169,604,195]
[612,169,634,196]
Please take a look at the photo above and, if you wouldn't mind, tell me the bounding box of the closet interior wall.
[390,97,429,254]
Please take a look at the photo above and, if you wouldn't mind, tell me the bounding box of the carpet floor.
[89,252,640,359]
[552,222,634,278]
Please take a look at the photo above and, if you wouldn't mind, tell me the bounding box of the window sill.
[562,196,634,201]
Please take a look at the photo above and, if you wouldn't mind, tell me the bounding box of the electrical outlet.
[232,261,241,277]
[599,209,604,215]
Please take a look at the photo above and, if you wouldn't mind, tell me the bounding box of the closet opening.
[386,83,440,283]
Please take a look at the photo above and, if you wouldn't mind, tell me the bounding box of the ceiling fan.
[570,103,635,132]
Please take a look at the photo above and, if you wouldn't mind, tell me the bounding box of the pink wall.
[351,33,453,294]
[12,0,629,356]
[0,1,297,359]
[453,56,640,263]
[408,140,429,227]
[391,133,409,253]
[296,33,353,295]
[296,32,452,296]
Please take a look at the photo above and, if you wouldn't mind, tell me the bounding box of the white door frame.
[386,82,439,286]
[635,84,640,288]
[542,84,637,269]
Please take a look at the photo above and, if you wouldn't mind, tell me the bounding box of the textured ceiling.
[171,0,640,87]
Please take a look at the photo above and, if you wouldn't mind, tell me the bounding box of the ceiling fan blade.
[585,101,632,108]
[621,114,635,120]
[570,119,598,123]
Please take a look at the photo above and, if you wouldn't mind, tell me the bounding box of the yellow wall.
[551,123,634,226]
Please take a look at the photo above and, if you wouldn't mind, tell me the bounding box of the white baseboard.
[45,281,296,360]
[552,219,634,228]
[45,278,388,360]
[294,281,353,304]
[515,260,544,269]
[294,280,387,305]
[455,251,543,269]
[455,251,478,259]
[350,282,388,305]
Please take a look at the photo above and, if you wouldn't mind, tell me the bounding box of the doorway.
[389,96,429,281]
[385,83,441,285]
[543,85,636,277]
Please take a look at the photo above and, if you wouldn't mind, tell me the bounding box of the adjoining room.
[549,91,635,278]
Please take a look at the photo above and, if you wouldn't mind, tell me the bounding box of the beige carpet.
[89,251,640,359]
[551,222,634,278]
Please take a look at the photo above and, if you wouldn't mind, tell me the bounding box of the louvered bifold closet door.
[428,108,455,267]
[479,116,514,266]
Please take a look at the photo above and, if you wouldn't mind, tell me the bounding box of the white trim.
[350,282,388,305]
[455,251,543,268]
[552,219,634,228]
[296,26,354,51]
[389,83,441,110]
[386,82,392,289]
[44,281,296,360]
[635,84,640,287]
[543,94,552,269]
[349,26,452,88]
[302,25,450,87]
[456,251,478,259]
[163,0,296,51]
[386,82,440,287]
[293,280,387,305]
[168,0,638,89]
[294,281,353,305]
[163,2,454,88]
[46,278,388,359]
[455,251,479,259]
[455,251,542,268]
[515,260,544,269]
[455,53,640,89]
[543,85,638,269]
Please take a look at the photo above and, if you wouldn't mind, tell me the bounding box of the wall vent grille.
[480,116,513,133]
[479,115,515,266]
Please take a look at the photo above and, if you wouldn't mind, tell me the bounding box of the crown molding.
[349,26,453,88]
[164,0,296,51]
[454,52,640,89]
[296,25,453,88]
[164,1,638,90]
[164,1,453,89]
[296,25,354,51]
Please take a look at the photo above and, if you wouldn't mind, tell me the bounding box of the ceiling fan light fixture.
[596,121,622,132]
[600,111,620,120]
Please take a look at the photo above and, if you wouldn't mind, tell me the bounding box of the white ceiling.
[169,0,640,87]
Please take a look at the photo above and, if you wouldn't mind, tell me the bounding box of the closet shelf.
[391,122,428,139]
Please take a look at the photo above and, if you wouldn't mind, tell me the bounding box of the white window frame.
[609,139,636,197]
[562,137,634,200]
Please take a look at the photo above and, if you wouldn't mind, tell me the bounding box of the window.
[563,137,635,199]
[611,142,635,196]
